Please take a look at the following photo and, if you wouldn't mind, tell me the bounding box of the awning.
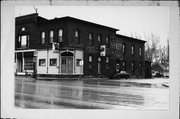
[15,49,36,53]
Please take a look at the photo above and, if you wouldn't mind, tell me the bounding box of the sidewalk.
[15,76,169,85]
[111,78,169,84]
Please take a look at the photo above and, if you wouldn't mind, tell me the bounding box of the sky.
[15,6,169,47]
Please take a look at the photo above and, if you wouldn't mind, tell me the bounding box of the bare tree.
[143,32,160,62]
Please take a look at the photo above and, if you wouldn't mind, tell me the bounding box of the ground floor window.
[89,55,92,69]
[106,57,109,69]
[123,61,126,71]
[39,59,46,66]
[116,63,120,72]
[50,58,57,66]
[76,59,81,66]
[98,57,101,74]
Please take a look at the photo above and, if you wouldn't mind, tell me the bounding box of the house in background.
[151,62,169,77]
[15,13,147,79]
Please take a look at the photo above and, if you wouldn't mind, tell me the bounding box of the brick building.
[15,13,147,78]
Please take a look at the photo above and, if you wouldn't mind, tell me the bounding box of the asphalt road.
[15,77,169,109]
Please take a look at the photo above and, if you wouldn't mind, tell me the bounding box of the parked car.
[109,71,130,79]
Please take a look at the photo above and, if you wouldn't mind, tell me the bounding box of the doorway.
[61,51,74,74]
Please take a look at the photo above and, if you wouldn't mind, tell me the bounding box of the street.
[15,77,169,109]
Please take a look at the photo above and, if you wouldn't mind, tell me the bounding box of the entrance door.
[61,56,73,74]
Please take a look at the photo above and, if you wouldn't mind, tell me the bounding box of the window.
[76,59,81,66]
[123,44,126,55]
[131,45,134,55]
[97,34,101,44]
[41,32,45,44]
[98,57,101,74]
[106,57,109,69]
[18,35,29,48]
[131,61,135,73]
[74,30,80,44]
[88,33,93,45]
[106,36,109,48]
[139,47,142,56]
[49,30,54,43]
[75,30,79,37]
[58,29,63,42]
[50,59,57,66]
[21,35,27,47]
[39,59,46,66]
[139,62,143,73]
[89,55,92,69]
[123,61,126,71]
[116,63,120,72]
[22,27,25,31]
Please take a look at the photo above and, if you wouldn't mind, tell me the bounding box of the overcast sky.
[15,6,169,47]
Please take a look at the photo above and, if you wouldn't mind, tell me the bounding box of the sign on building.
[52,42,59,53]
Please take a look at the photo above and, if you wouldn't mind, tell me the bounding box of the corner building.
[15,13,146,78]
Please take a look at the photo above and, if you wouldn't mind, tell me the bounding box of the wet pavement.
[15,77,169,109]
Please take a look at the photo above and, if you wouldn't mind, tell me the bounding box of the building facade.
[15,13,146,78]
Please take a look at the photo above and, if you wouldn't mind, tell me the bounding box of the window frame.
[131,45,135,55]
[106,36,110,48]
[39,59,46,66]
[88,55,93,69]
[74,29,80,44]
[50,58,57,66]
[131,61,135,73]
[76,59,81,66]
[41,31,45,44]
[88,32,93,45]
[49,30,54,43]
[139,47,142,56]
[58,29,63,42]
[106,57,109,69]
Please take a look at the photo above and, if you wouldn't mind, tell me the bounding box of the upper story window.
[131,45,134,55]
[58,29,63,42]
[106,36,109,48]
[49,30,54,43]
[88,33,93,45]
[97,34,101,44]
[139,47,142,56]
[123,44,126,55]
[21,27,25,31]
[74,29,80,44]
[41,32,45,44]
[18,35,29,48]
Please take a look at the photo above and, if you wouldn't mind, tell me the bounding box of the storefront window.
[50,58,57,66]
[39,59,46,66]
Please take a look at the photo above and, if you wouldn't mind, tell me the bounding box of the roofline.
[16,13,39,19]
[116,34,146,43]
[50,16,119,31]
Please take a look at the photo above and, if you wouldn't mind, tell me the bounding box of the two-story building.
[15,13,146,78]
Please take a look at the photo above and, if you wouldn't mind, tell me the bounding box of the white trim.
[15,49,36,53]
